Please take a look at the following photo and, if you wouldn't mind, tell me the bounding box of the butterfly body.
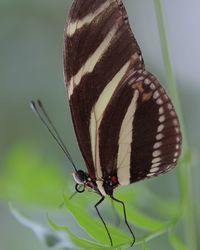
[73,169,119,196]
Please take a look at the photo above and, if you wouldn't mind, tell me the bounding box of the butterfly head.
[73,170,88,184]
[72,170,98,194]
[72,170,87,193]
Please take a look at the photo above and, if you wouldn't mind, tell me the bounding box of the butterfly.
[32,0,182,247]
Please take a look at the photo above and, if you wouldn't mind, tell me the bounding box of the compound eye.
[72,170,88,184]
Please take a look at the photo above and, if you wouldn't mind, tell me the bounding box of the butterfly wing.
[63,0,144,178]
[98,70,181,185]
[63,0,181,183]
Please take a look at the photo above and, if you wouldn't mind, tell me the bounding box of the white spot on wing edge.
[167,103,173,110]
[174,152,179,157]
[153,90,159,99]
[156,133,164,140]
[150,167,159,173]
[173,119,178,126]
[152,162,160,168]
[117,90,139,186]
[153,142,162,149]
[137,76,144,81]
[153,150,161,157]
[159,107,164,115]
[157,124,164,132]
[150,83,156,90]
[175,127,179,133]
[152,157,161,164]
[156,98,163,105]
[144,78,151,85]
[159,115,165,123]
[147,173,155,177]
[66,1,111,37]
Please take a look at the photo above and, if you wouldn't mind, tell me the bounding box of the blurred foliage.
[0,143,67,207]
[1,142,191,249]
[0,0,199,249]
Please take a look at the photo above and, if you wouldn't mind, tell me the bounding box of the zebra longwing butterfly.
[63,0,182,246]
[32,0,182,247]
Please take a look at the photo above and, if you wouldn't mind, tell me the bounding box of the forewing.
[63,0,143,178]
[98,70,182,185]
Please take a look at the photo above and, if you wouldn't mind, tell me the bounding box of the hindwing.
[98,70,181,185]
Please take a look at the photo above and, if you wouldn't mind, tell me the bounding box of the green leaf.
[142,242,149,250]
[11,205,126,250]
[114,200,168,232]
[0,144,67,206]
[115,186,179,228]
[48,216,119,250]
[10,205,64,248]
[63,193,131,246]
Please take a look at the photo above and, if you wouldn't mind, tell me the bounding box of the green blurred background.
[0,0,199,249]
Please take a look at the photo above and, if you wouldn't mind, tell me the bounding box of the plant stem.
[153,1,197,249]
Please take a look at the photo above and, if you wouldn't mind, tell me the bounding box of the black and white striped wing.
[63,0,182,184]
[98,71,181,185]
[64,0,143,179]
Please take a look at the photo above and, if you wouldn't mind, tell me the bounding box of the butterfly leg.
[94,196,113,246]
[111,196,135,247]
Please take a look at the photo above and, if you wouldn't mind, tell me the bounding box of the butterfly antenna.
[30,100,78,172]
[37,100,76,164]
